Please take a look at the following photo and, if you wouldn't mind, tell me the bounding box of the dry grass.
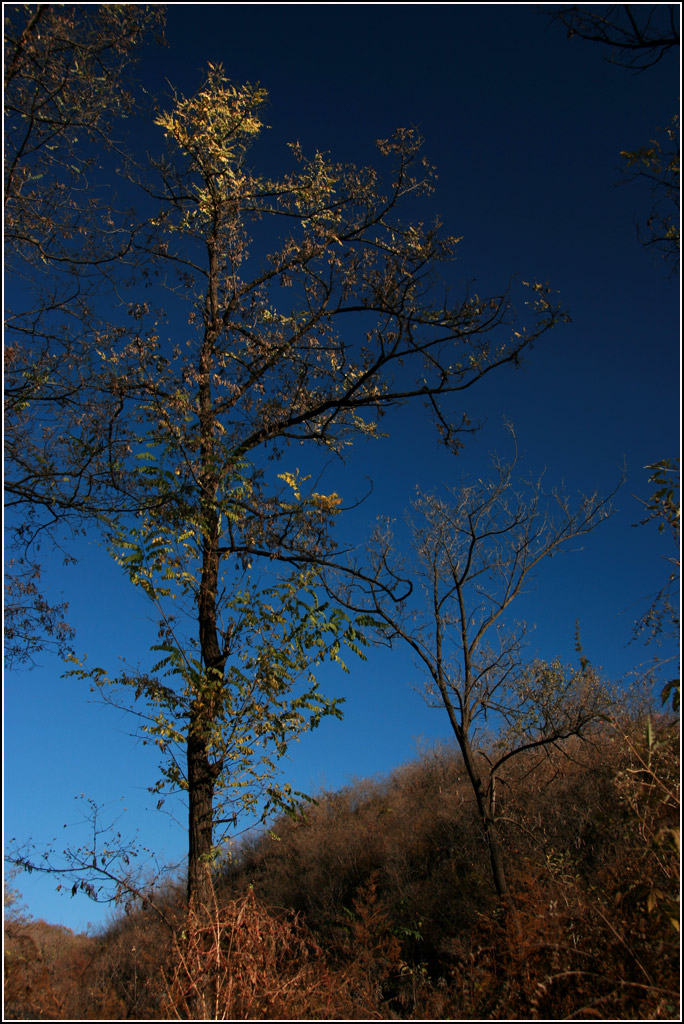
[5,718,679,1020]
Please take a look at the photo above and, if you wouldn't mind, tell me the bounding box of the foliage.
[3,556,75,668]
[4,3,163,264]
[554,4,680,270]
[4,3,165,664]
[67,567,366,841]
[614,715,680,935]
[4,866,30,926]
[636,457,680,537]
[632,458,680,710]
[4,33,566,917]
[6,728,678,1019]
[4,13,678,1018]
[621,114,680,268]
[4,914,122,1020]
[44,56,565,915]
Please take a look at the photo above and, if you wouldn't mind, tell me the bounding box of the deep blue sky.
[4,3,680,932]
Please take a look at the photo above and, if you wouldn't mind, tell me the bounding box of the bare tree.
[336,439,616,897]
[6,796,176,927]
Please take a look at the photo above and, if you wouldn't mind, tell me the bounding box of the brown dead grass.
[5,719,679,1019]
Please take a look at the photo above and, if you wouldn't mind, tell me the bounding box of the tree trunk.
[187,226,225,914]
[187,528,225,914]
[482,814,509,899]
[459,736,509,898]
[185,715,219,1018]
[187,720,216,913]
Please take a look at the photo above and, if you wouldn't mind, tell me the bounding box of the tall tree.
[4,3,165,665]
[331,439,615,897]
[64,64,568,915]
